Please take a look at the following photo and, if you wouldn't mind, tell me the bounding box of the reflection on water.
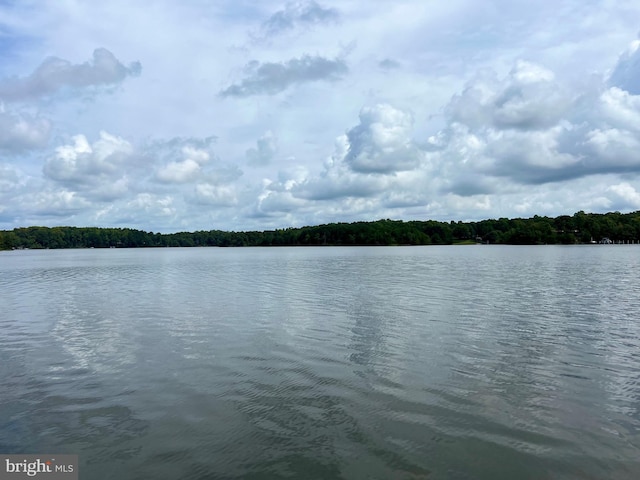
[1,246,639,479]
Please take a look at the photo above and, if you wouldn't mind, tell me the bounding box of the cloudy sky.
[1,0,640,232]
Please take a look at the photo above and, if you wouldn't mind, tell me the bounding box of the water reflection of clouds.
[546,252,640,438]
[345,252,442,388]
[347,290,388,371]
[446,248,640,462]
[5,246,640,477]
[52,276,138,374]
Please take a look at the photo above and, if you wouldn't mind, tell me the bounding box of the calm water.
[1,245,639,479]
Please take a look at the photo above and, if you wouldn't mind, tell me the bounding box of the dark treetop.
[1,210,639,250]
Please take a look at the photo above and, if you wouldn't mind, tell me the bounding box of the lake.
[1,245,639,479]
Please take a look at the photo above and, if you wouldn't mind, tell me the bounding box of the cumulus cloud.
[252,102,447,222]
[378,58,401,70]
[344,104,422,173]
[45,132,133,182]
[5,4,640,232]
[192,183,238,206]
[43,131,135,200]
[295,165,390,200]
[598,87,640,132]
[428,55,640,193]
[0,163,23,194]
[25,132,242,226]
[608,39,640,94]
[255,107,421,216]
[584,127,640,168]
[316,177,389,202]
[128,193,175,216]
[147,136,216,163]
[607,182,640,208]
[248,46,640,224]
[0,110,51,152]
[485,126,579,180]
[446,61,570,131]
[259,1,339,38]
[220,55,348,97]
[255,188,306,217]
[155,149,241,188]
[251,167,308,218]
[0,48,141,102]
[38,132,245,214]
[150,136,238,185]
[148,137,243,212]
[246,131,278,166]
[254,167,388,222]
[156,159,201,183]
[28,189,91,217]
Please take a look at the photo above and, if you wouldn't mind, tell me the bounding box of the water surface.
[1,246,639,479]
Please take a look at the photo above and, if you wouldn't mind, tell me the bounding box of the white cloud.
[584,128,640,166]
[295,167,390,201]
[257,1,339,39]
[599,87,640,132]
[446,61,570,131]
[378,58,401,70]
[486,126,578,172]
[156,159,201,183]
[429,56,640,190]
[44,132,134,190]
[183,146,211,165]
[192,183,238,206]
[3,1,640,231]
[27,189,91,217]
[246,131,278,166]
[608,182,640,208]
[608,39,640,94]
[0,48,140,102]
[0,163,23,193]
[255,188,306,217]
[220,55,348,97]
[0,110,51,152]
[344,104,422,174]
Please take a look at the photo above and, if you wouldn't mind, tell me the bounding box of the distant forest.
[1,210,640,250]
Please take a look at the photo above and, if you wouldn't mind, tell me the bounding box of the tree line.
[1,210,640,250]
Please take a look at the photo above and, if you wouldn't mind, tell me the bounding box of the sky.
[1,0,640,232]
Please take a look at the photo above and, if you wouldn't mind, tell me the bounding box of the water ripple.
[1,246,640,479]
